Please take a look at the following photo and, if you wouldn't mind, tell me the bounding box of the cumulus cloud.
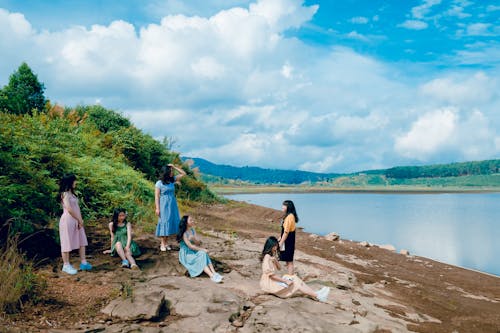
[395,108,458,160]
[420,72,496,104]
[399,20,428,30]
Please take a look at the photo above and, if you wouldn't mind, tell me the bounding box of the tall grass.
[0,234,45,314]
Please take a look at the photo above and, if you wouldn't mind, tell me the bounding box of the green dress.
[111,223,141,257]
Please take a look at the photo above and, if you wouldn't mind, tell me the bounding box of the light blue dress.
[179,229,212,277]
[155,178,180,236]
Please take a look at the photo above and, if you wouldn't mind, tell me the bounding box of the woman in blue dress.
[155,163,186,251]
[177,215,223,283]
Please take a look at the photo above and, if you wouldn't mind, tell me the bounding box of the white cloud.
[191,57,226,79]
[281,62,293,79]
[445,5,471,19]
[399,20,428,30]
[411,0,442,20]
[395,108,458,160]
[350,16,368,24]
[466,23,493,36]
[420,72,496,104]
[346,30,369,42]
[487,5,500,12]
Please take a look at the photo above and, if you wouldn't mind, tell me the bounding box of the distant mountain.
[183,157,340,184]
[184,157,500,185]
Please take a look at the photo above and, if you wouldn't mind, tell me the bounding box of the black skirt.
[279,227,296,262]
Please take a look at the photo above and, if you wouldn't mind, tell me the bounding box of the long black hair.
[260,236,278,262]
[176,215,189,243]
[111,208,127,233]
[159,165,175,184]
[282,200,299,223]
[58,173,76,201]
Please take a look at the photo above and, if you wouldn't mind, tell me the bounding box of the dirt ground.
[1,201,499,332]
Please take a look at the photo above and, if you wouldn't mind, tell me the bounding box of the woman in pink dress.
[58,174,92,275]
[260,236,329,302]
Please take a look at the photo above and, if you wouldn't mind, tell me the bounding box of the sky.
[0,0,499,173]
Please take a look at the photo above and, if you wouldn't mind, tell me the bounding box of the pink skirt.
[59,213,88,252]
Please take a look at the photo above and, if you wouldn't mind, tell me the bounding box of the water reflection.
[225,192,500,276]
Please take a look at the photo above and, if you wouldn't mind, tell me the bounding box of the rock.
[359,241,370,247]
[400,249,410,256]
[324,232,340,241]
[101,286,167,321]
[379,244,396,252]
[309,234,320,240]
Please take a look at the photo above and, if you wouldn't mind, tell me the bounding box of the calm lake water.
[225,192,500,276]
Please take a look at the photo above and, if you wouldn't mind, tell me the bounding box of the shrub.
[0,234,45,313]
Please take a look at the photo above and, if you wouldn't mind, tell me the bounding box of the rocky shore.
[1,201,499,333]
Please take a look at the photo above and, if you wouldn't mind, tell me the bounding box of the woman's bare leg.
[114,242,127,261]
[203,266,214,278]
[124,248,137,266]
[286,262,294,275]
[78,246,87,263]
[61,252,70,265]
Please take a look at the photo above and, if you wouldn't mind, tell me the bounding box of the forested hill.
[184,157,500,185]
[184,157,340,184]
[366,159,500,178]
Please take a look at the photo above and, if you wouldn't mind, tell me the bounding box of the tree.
[0,62,46,115]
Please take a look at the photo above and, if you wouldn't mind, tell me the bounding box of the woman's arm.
[62,193,83,225]
[278,215,292,249]
[126,223,132,249]
[155,187,160,216]
[268,273,293,286]
[108,222,114,249]
[183,232,207,252]
[191,230,202,246]
[169,164,186,181]
[279,231,289,249]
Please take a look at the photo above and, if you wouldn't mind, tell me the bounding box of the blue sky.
[1,0,499,172]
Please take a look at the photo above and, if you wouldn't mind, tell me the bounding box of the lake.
[225,192,500,277]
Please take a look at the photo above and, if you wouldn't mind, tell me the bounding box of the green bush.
[0,106,219,243]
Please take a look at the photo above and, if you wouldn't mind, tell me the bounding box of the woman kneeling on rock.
[260,236,329,302]
[177,215,223,283]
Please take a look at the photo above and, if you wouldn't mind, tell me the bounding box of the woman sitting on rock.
[106,208,141,269]
[177,215,223,283]
[260,236,329,302]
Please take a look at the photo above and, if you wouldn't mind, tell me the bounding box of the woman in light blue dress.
[176,215,223,283]
[155,164,186,251]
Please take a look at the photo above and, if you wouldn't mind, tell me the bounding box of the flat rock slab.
[101,285,167,321]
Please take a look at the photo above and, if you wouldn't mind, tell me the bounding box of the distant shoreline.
[210,185,500,195]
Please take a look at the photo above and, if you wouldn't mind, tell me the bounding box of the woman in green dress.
[107,208,141,269]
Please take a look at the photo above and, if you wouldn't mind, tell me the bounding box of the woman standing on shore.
[155,163,186,251]
[58,174,92,275]
[278,200,298,275]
